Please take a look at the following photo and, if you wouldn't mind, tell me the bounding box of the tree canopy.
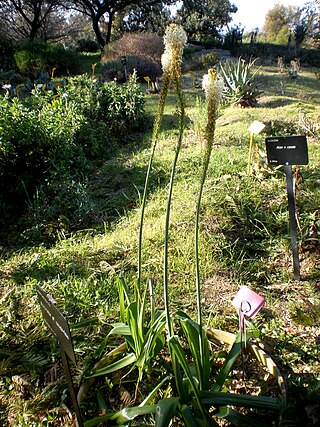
[176,0,237,41]
[0,0,66,42]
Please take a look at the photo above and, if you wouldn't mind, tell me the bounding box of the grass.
[0,61,320,425]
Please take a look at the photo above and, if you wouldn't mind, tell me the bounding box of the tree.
[0,0,65,42]
[119,2,171,35]
[176,0,237,41]
[65,0,174,50]
[262,3,290,44]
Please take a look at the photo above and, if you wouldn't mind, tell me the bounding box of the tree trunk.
[92,16,106,50]
[105,12,113,45]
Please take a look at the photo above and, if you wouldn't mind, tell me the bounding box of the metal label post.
[265,135,308,280]
[37,285,84,427]
[284,165,300,280]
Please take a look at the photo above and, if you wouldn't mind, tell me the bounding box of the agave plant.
[219,57,262,107]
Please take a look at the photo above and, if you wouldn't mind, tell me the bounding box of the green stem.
[195,98,217,388]
[137,73,170,289]
[163,74,185,338]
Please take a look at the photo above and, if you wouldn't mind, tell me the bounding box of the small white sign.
[248,121,265,135]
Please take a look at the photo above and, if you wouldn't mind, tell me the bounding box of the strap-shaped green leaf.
[84,404,156,427]
[212,332,243,391]
[200,390,283,410]
[87,352,136,378]
[155,397,179,427]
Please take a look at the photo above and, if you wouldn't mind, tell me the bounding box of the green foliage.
[0,35,15,71]
[102,55,162,82]
[176,0,237,41]
[104,32,164,64]
[199,52,220,69]
[0,73,146,232]
[219,58,262,107]
[102,32,163,82]
[66,72,146,135]
[13,40,81,75]
[75,38,100,53]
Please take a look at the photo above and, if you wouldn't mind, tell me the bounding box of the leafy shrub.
[199,52,220,68]
[14,40,81,75]
[64,72,146,136]
[241,42,320,67]
[0,73,146,229]
[101,55,161,82]
[103,32,164,64]
[102,32,163,81]
[0,36,15,71]
[75,38,100,53]
[0,94,86,222]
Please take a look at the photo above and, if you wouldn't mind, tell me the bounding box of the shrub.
[14,41,81,75]
[75,38,100,53]
[0,36,15,71]
[0,94,86,222]
[0,73,146,229]
[102,33,163,81]
[199,52,220,69]
[103,32,164,64]
[64,72,146,136]
[241,42,320,67]
[101,55,161,82]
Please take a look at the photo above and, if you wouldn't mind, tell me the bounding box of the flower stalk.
[195,70,224,365]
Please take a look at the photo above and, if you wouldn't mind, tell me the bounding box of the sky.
[230,0,306,31]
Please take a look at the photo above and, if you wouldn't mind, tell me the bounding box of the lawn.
[0,59,319,426]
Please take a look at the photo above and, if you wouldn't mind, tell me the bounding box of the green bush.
[101,55,161,82]
[0,73,146,230]
[0,36,15,71]
[65,72,146,136]
[102,32,163,81]
[14,40,81,75]
[199,52,220,68]
[0,94,86,222]
[241,42,320,67]
[75,38,100,53]
[103,32,164,63]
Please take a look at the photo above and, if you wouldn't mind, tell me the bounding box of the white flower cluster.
[202,70,224,104]
[161,23,187,74]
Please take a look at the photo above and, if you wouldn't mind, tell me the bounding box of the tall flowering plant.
[83,25,283,427]
[137,23,187,337]
[195,70,224,375]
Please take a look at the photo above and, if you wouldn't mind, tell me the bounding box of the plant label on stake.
[36,285,84,427]
[121,56,128,81]
[232,286,265,346]
[247,121,265,175]
[265,135,308,280]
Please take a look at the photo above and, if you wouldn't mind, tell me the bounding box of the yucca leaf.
[180,405,201,427]
[140,375,171,406]
[127,301,143,353]
[155,397,179,427]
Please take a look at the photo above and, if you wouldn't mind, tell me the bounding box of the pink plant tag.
[232,285,265,319]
